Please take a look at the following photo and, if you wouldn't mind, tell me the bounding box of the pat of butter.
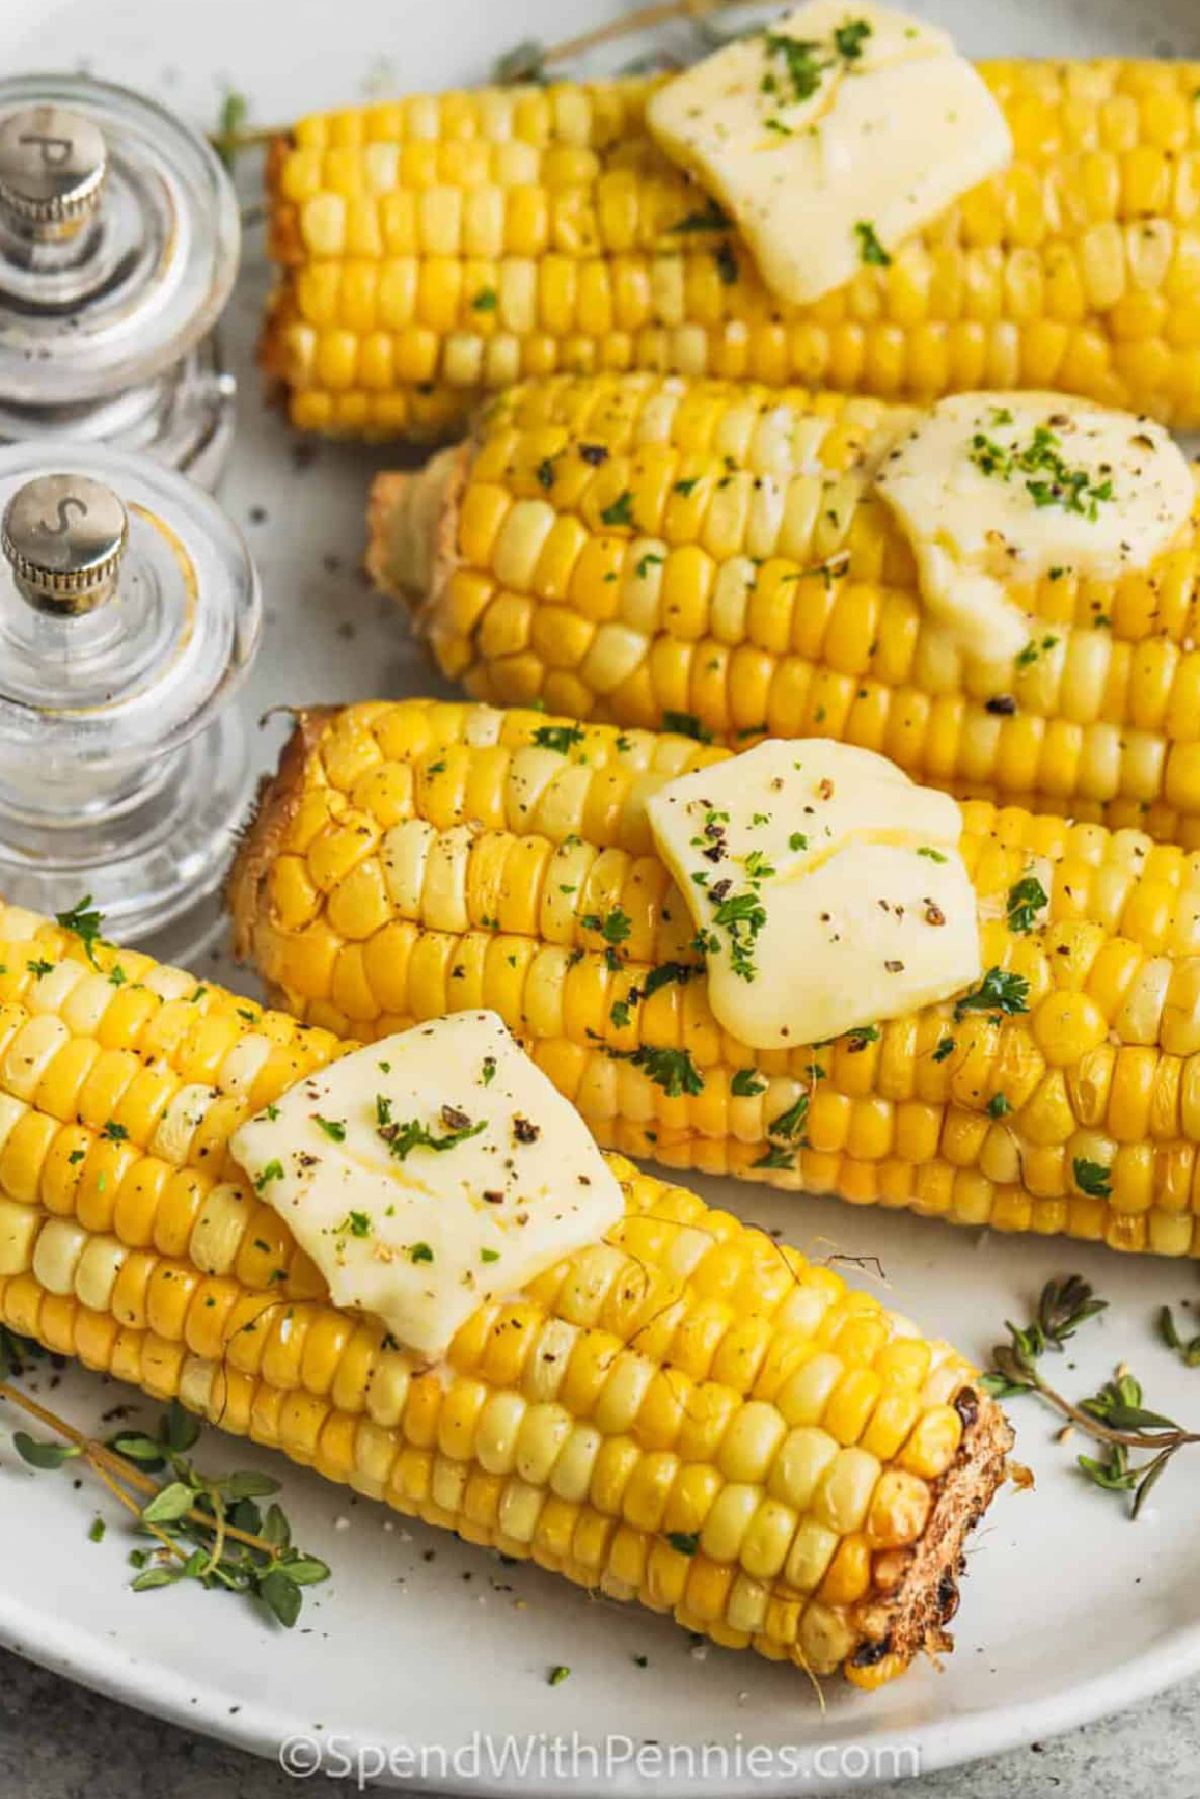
[874,393,1195,662]
[230,1012,623,1361]
[646,739,980,1049]
[646,0,1012,307]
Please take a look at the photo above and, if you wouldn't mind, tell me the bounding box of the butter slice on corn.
[647,1,1012,307]
[646,737,979,1047]
[875,392,1194,661]
[232,1010,622,1359]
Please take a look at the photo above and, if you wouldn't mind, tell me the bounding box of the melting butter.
[231,1012,623,1361]
[646,738,980,1049]
[646,0,1012,307]
[874,392,1195,662]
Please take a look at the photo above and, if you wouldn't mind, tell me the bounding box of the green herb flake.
[1006,875,1049,935]
[954,966,1030,1021]
[55,894,105,968]
[314,1116,347,1143]
[471,287,498,312]
[533,723,586,755]
[600,491,635,529]
[731,1068,767,1097]
[854,221,891,267]
[1073,1157,1112,1199]
[661,710,712,744]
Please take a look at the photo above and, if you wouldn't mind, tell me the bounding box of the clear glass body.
[0,440,261,941]
[0,73,240,486]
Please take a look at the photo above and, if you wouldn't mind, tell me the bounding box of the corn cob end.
[366,445,465,605]
[227,706,337,966]
[842,1390,1012,1686]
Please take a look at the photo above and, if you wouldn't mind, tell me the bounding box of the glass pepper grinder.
[0,441,261,954]
[0,73,240,490]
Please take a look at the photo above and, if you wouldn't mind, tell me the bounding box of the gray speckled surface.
[0,1649,1196,1797]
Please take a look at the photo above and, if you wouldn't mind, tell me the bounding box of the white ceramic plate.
[3,0,1200,1790]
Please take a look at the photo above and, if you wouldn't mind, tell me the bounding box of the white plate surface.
[2,0,1200,1790]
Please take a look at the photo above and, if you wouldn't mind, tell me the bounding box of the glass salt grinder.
[0,441,261,959]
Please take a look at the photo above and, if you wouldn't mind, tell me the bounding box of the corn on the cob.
[232,696,1200,1259]
[0,899,1009,1685]
[367,372,1200,848]
[264,61,1200,442]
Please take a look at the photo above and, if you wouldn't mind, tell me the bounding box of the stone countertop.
[0,1649,1195,1798]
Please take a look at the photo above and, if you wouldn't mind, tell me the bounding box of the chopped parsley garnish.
[481,1056,497,1086]
[410,1242,434,1263]
[581,907,631,946]
[833,17,871,58]
[843,1023,880,1050]
[762,30,827,101]
[265,1103,279,1122]
[1007,875,1048,935]
[55,894,105,968]
[377,1105,487,1160]
[932,1035,956,1063]
[254,1160,284,1192]
[917,847,947,863]
[636,552,664,578]
[666,201,730,233]
[642,961,694,999]
[666,1531,700,1556]
[954,965,1031,1020]
[1073,1157,1112,1199]
[614,1045,704,1098]
[471,287,497,311]
[314,1116,346,1142]
[108,966,128,988]
[768,1094,809,1140]
[547,1665,571,1686]
[969,422,1115,520]
[610,999,633,1029]
[480,1247,500,1264]
[600,491,635,528]
[987,1093,1011,1119]
[854,221,891,267]
[674,477,699,497]
[536,457,556,489]
[1016,634,1059,668]
[731,1068,766,1096]
[709,887,767,984]
[533,723,585,754]
[788,832,808,851]
[27,960,53,980]
[753,1143,794,1170]
[661,710,712,744]
[336,1211,372,1239]
[101,1122,128,1142]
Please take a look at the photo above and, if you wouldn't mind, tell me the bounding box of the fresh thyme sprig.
[1,1352,329,1624]
[981,1276,1200,1518]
